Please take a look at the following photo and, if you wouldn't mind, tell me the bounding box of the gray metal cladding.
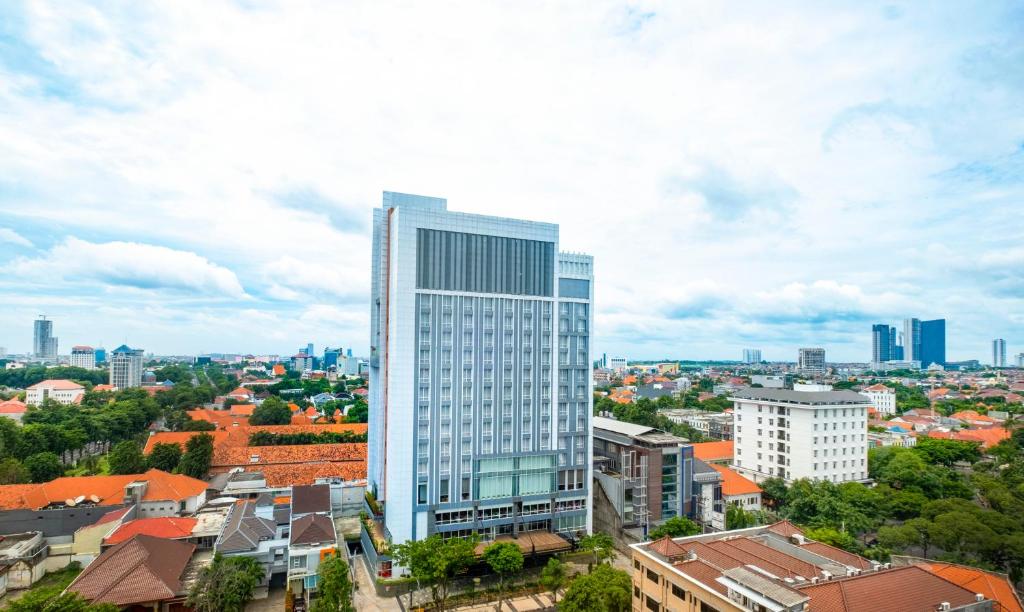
[416,229,555,296]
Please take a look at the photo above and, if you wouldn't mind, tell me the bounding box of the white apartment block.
[25,379,85,405]
[608,357,628,373]
[109,344,144,389]
[730,388,870,484]
[70,345,96,370]
[859,383,896,416]
[368,192,592,551]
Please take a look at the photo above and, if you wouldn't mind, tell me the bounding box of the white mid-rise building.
[70,345,96,370]
[730,387,870,484]
[797,348,826,374]
[368,192,592,556]
[109,344,144,389]
[859,383,897,415]
[607,357,628,373]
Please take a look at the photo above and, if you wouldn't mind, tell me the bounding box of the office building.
[903,318,922,363]
[629,523,1004,612]
[742,349,761,364]
[291,354,314,372]
[592,416,694,534]
[109,345,144,389]
[1017,353,1024,368]
[920,318,946,368]
[25,379,85,405]
[993,339,1007,368]
[70,345,96,370]
[730,387,869,483]
[797,348,825,374]
[32,316,58,361]
[323,347,341,369]
[608,357,628,373]
[94,347,107,364]
[871,324,896,362]
[368,192,592,553]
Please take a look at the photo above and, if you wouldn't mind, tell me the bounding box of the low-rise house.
[216,498,289,587]
[0,532,47,590]
[70,506,136,563]
[0,469,207,537]
[102,517,199,549]
[66,535,197,611]
[288,513,338,602]
[897,558,1024,612]
[25,379,84,406]
[860,383,897,415]
[868,429,918,448]
[701,464,761,531]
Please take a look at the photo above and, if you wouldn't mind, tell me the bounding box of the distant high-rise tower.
[920,319,946,368]
[70,346,96,370]
[871,324,895,362]
[743,349,762,364]
[993,339,1007,367]
[32,315,58,360]
[903,318,922,362]
[109,345,144,389]
[368,191,593,553]
[798,348,826,374]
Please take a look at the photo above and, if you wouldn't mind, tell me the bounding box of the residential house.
[690,441,733,466]
[699,464,761,531]
[70,506,136,564]
[288,485,337,603]
[66,535,198,611]
[25,379,84,406]
[101,516,200,549]
[0,399,27,423]
[860,383,897,415]
[215,498,289,588]
[896,558,1024,612]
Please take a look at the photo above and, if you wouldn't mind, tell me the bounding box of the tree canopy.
[186,554,265,612]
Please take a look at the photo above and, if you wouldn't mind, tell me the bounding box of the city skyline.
[0,3,1022,361]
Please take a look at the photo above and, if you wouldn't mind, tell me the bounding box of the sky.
[0,1,1022,363]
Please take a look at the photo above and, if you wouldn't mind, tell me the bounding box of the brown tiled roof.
[647,536,688,559]
[797,565,981,612]
[765,520,804,538]
[707,537,819,578]
[67,534,195,606]
[0,469,206,510]
[290,513,335,546]
[801,541,875,571]
[674,559,729,596]
[291,484,331,515]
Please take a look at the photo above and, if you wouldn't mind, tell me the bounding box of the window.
[646,568,659,583]
[634,560,640,569]
[672,584,686,600]
[418,484,427,505]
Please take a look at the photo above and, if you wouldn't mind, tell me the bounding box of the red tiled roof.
[103,517,198,546]
[27,379,84,390]
[0,399,27,414]
[254,461,367,487]
[93,507,132,527]
[691,440,733,462]
[800,541,875,570]
[213,443,366,468]
[67,535,195,606]
[918,561,1023,612]
[143,431,229,454]
[647,536,688,559]
[93,384,116,391]
[797,565,981,612]
[765,520,804,538]
[0,469,206,510]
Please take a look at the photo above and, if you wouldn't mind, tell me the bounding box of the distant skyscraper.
[323,347,340,368]
[903,318,922,362]
[346,348,353,358]
[743,349,762,364]
[1016,353,1024,368]
[798,348,826,374]
[94,347,107,364]
[919,319,946,368]
[871,324,895,362]
[306,343,314,357]
[109,345,144,389]
[993,339,1007,367]
[32,315,58,360]
[368,191,592,554]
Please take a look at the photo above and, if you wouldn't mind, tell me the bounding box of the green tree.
[649,516,700,540]
[345,400,368,423]
[483,542,524,612]
[178,432,214,479]
[108,440,146,475]
[803,527,858,552]
[540,557,567,604]
[726,503,757,530]
[250,396,291,425]
[391,534,479,612]
[759,477,788,509]
[25,451,63,483]
[186,554,265,612]
[147,442,183,472]
[0,457,30,484]
[558,564,631,612]
[310,552,355,612]
[6,589,118,612]
[579,532,616,569]
[182,418,217,432]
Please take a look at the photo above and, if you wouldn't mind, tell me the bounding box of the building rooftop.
[103,517,198,546]
[26,379,84,391]
[292,484,331,515]
[67,534,195,607]
[290,513,336,546]
[0,469,206,510]
[708,464,762,496]
[730,388,870,405]
[691,440,733,462]
[216,501,277,554]
[592,416,686,445]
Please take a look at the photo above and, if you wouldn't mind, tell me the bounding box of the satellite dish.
[66,498,76,507]
[89,495,100,503]
[74,495,86,504]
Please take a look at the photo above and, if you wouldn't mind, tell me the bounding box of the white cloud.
[9,238,246,298]
[0,228,32,248]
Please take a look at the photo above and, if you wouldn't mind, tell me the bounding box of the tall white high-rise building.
[742,349,762,364]
[993,339,1007,368]
[109,344,144,389]
[798,348,826,374]
[33,315,58,361]
[368,192,593,555]
[730,388,870,484]
[70,345,96,370]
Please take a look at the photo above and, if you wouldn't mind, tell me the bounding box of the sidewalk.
[352,554,402,612]
[451,591,558,612]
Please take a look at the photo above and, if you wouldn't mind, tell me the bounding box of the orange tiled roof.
[93,384,116,392]
[186,409,249,430]
[103,517,198,546]
[0,469,206,510]
[622,375,638,385]
[272,364,286,376]
[691,440,733,462]
[228,387,253,397]
[254,461,367,487]
[709,464,761,496]
[0,399,28,413]
[27,379,84,391]
[143,431,229,454]
[927,428,1009,449]
[212,443,367,468]
[229,404,255,416]
[288,403,301,412]
[797,565,982,612]
[918,561,1023,612]
[863,384,892,392]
